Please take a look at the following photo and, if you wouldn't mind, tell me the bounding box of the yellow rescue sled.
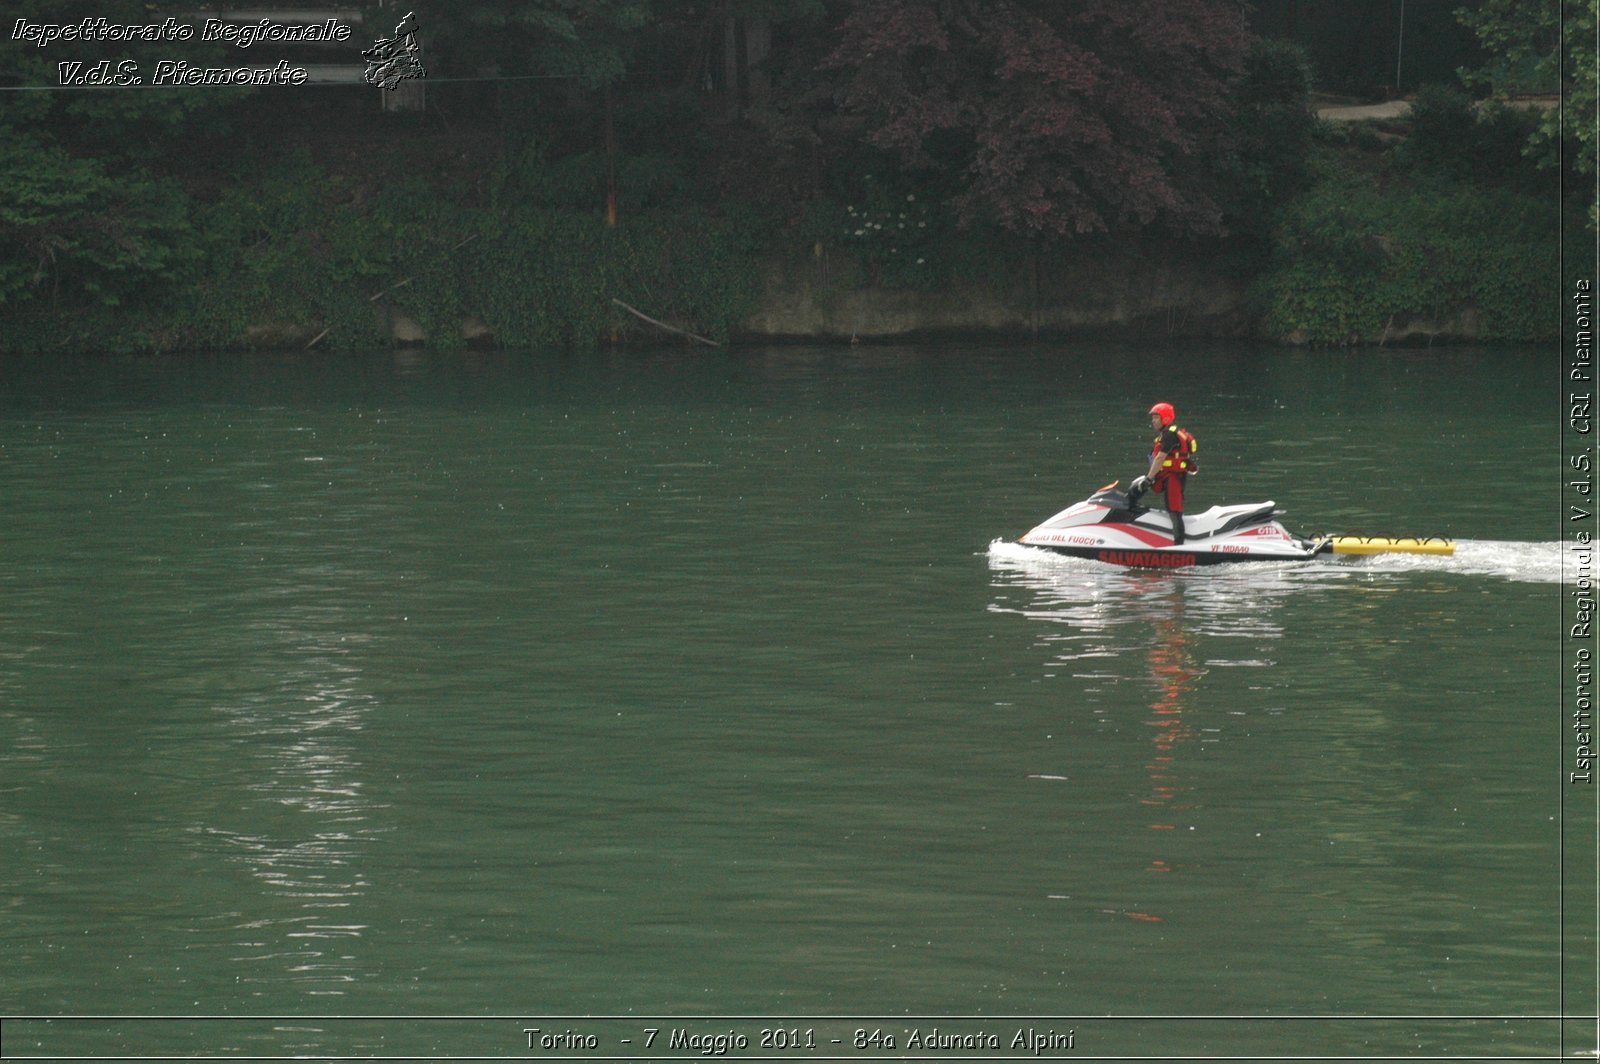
[1326,536,1456,557]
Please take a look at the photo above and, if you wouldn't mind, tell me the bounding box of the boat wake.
[988,538,1569,585]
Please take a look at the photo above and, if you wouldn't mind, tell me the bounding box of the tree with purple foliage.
[822,0,1251,239]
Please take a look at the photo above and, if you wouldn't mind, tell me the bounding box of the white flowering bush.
[836,176,941,288]
[798,176,1017,294]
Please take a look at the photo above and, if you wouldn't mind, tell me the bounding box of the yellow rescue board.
[1329,536,1455,556]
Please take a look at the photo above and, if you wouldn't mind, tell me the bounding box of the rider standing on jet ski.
[1128,402,1197,545]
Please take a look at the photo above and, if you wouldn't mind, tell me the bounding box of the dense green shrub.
[0,151,768,355]
[1257,150,1556,344]
[0,134,198,312]
[1399,83,1543,191]
[1222,39,1318,229]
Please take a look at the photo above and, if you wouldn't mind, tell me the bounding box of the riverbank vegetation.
[1258,85,1563,345]
[0,0,1587,354]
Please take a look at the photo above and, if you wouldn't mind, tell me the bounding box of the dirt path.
[1314,100,1412,121]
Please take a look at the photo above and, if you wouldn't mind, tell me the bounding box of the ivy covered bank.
[0,0,1586,354]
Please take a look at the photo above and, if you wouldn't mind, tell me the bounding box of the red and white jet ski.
[1017,482,1332,567]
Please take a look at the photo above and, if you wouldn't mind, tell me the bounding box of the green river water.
[0,342,1592,1061]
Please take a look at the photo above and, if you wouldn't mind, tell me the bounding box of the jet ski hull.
[1019,541,1330,567]
[1016,486,1332,568]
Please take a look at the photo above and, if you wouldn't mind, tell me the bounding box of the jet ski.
[1017,481,1331,567]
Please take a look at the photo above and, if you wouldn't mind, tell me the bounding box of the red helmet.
[1149,402,1176,426]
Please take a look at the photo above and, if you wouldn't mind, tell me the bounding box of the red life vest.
[1152,426,1198,478]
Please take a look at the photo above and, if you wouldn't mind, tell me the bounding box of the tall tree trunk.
[723,14,742,118]
[722,11,773,119]
[744,16,771,112]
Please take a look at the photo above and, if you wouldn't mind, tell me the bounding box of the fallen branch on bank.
[305,234,481,350]
[611,298,721,347]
